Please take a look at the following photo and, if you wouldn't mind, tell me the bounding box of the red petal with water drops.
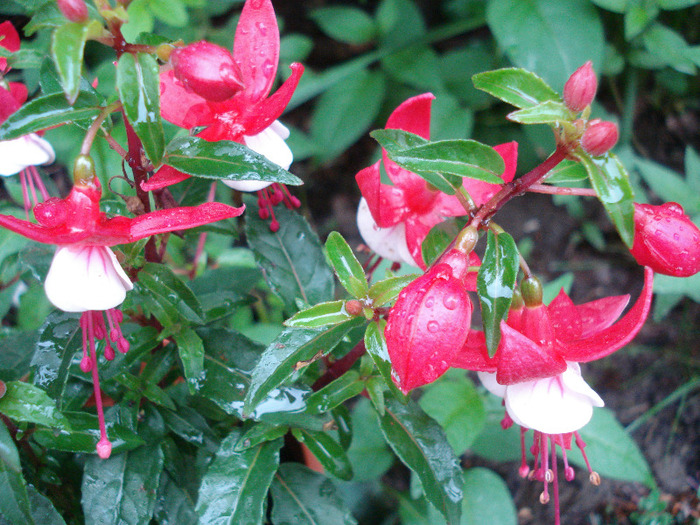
[129,202,245,240]
[159,70,216,130]
[385,264,472,393]
[141,165,191,191]
[559,267,653,362]
[451,329,496,372]
[233,0,279,103]
[356,161,408,227]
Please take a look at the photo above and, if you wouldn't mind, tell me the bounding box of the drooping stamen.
[189,181,217,279]
[256,187,280,232]
[79,313,93,372]
[28,165,50,201]
[551,438,561,525]
[85,310,112,459]
[106,308,129,354]
[540,433,551,503]
[519,427,530,478]
[558,434,575,481]
[273,183,301,209]
[501,409,514,430]
[573,430,600,484]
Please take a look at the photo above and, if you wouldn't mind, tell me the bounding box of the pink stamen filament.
[552,437,561,525]
[189,181,217,279]
[519,427,530,478]
[85,311,112,459]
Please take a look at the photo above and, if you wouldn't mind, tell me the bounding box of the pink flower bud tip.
[171,41,245,102]
[564,61,597,112]
[96,437,112,459]
[57,0,89,22]
[631,202,700,277]
[581,120,618,156]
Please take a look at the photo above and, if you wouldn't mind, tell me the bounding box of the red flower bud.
[581,120,618,156]
[56,0,89,22]
[385,250,473,393]
[630,202,700,277]
[563,61,597,112]
[170,41,244,102]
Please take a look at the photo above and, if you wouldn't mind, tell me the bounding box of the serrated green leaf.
[33,411,145,455]
[163,136,302,185]
[244,318,364,412]
[477,231,520,356]
[246,201,334,313]
[578,152,635,247]
[81,444,164,525]
[507,100,574,125]
[304,371,365,414]
[368,274,419,306]
[472,68,560,109]
[325,231,368,298]
[292,428,353,480]
[0,420,33,525]
[284,300,355,328]
[270,464,357,525]
[196,430,282,524]
[0,382,70,429]
[0,91,101,140]
[51,20,101,104]
[376,398,463,524]
[117,52,165,165]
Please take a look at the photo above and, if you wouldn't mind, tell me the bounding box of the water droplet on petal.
[425,297,434,308]
[443,295,458,310]
[427,321,439,333]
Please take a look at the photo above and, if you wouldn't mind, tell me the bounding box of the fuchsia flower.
[151,0,304,231]
[0,157,244,457]
[630,202,700,277]
[385,247,479,393]
[452,268,654,521]
[0,22,55,214]
[356,92,518,269]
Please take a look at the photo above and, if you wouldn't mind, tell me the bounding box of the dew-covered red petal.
[141,165,191,192]
[451,329,496,372]
[496,322,567,385]
[233,0,279,102]
[559,267,653,362]
[129,202,245,240]
[160,70,215,130]
[355,161,407,227]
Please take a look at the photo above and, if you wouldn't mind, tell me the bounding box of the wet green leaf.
[234,422,288,452]
[81,445,164,525]
[543,160,589,184]
[196,430,282,524]
[376,397,463,524]
[0,420,33,525]
[51,20,102,103]
[368,274,419,306]
[507,100,574,125]
[244,318,364,412]
[163,136,302,185]
[0,382,70,429]
[364,320,406,402]
[578,152,635,247]
[137,262,204,326]
[114,373,176,410]
[304,371,365,415]
[270,463,357,525]
[292,428,353,480]
[26,485,67,525]
[472,68,560,109]
[346,398,394,481]
[161,406,219,451]
[153,475,197,525]
[285,301,354,328]
[325,231,368,298]
[117,52,164,165]
[477,231,519,356]
[172,327,205,393]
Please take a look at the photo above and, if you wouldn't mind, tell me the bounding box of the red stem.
[528,184,596,197]
[312,340,367,391]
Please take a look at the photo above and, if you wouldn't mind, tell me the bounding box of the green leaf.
[364,320,406,402]
[477,231,520,356]
[0,420,33,525]
[33,411,145,455]
[284,300,355,328]
[377,398,463,524]
[150,0,188,26]
[51,20,101,104]
[153,475,197,525]
[543,160,589,184]
[0,382,70,429]
[292,428,353,480]
[163,136,303,185]
[244,318,364,412]
[245,201,334,313]
[657,0,700,8]
[311,69,386,163]
[310,6,377,45]
[161,406,219,450]
[486,0,605,90]
[137,262,204,325]
[234,422,289,452]
[81,445,164,525]
[196,430,282,524]
[325,231,368,298]
[26,485,67,525]
[575,408,654,487]
[388,139,506,186]
[507,100,574,125]
[304,371,365,414]
[172,327,205,392]
[31,311,81,404]
[461,468,517,525]
[368,274,419,306]
[270,463,357,525]
[472,68,560,109]
[418,373,486,456]
[577,152,635,247]
[114,373,176,411]
[0,91,101,140]
[117,52,165,165]
[346,398,394,481]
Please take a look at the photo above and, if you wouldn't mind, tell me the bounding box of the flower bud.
[385,250,473,393]
[56,0,89,22]
[345,300,363,316]
[520,276,543,307]
[73,154,96,186]
[563,61,597,112]
[581,120,618,156]
[630,202,700,277]
[170,41,244,102]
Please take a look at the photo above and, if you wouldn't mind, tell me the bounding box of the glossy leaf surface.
[0,420,33,525]
[472,68,560,109]
[292,428,353,480]
[325,231,368,298]
[284,300,354,328]
[51,20,101,103]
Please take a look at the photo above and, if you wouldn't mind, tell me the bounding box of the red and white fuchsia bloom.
[0,158,244,458]
[151,0,304,230]
[356,93,518,269]
[0,22,55,214]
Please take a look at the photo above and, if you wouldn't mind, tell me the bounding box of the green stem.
[625,376,700,434]
[80,101,122,156]
[619,67,638,148]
